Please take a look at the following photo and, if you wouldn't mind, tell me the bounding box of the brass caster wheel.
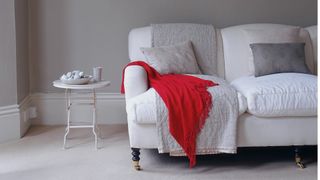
[296,161,305,169]
[133,160,142,171]
[295,156,305,169]
[294,147,305,169]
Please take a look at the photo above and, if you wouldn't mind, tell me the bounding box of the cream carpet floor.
[0,125,317,180]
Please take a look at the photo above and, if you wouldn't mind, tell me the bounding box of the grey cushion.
[250,43,311,77]
[140,41,201,74]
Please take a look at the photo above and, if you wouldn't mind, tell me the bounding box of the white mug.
[93,67,103,82]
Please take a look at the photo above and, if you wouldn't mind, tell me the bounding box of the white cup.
[93,67,103,82]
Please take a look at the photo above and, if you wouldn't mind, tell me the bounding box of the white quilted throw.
[156,75,239,156]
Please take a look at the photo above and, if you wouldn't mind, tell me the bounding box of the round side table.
[53,80,110,149]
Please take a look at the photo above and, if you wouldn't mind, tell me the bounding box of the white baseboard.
[19,95,32,136]
[0,104,19,116]
[0,95,33,143]
[0,93,126,142]
[31,93,126,125]
[0,105,21,143]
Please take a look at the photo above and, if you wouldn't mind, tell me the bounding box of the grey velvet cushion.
[140,41,201,75]
[250,43,311,77]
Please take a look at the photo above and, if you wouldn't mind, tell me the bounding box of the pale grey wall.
[0,0,18,106]
[15,0,30,103]
[29,0,317,93]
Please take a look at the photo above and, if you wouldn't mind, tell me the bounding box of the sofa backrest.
[128,26,227,78]
[128,24,317,81]
[221,24,316,82]
[128,26,151,62]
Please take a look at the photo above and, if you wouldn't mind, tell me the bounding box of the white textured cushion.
[140,41,200,74]
[244,27,301,75]
[231,73,317,117]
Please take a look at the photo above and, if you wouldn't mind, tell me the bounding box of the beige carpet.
[0,125,317,180]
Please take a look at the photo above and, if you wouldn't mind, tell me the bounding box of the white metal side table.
[53,80,110,149]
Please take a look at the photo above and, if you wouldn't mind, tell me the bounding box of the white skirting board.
[0,105,20,143]
[31,93,126,125]
[19,95,32,137]
[0,96,32,143]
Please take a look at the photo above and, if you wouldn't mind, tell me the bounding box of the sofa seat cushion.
[231,73,317,117]
[126,75,248,124]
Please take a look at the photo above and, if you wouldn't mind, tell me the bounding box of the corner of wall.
[19,94,32,137]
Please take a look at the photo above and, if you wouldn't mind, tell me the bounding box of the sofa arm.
[124,65,149,99]
[305,25,317,74]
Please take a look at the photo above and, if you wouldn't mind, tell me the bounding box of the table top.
[53,80,110,89]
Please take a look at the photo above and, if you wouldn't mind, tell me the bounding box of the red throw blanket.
[121,61,218,167]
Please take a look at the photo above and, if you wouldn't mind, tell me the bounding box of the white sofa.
[124,24,317,170]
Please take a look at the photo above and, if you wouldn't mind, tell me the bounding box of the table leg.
[63,89,71,149]
[92,89,98,150]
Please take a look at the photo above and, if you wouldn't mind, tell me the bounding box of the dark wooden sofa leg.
[294,147,305,169]
[131,148,141,170]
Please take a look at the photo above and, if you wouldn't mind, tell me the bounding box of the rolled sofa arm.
[124,65,149,99]
[305,25,317,74]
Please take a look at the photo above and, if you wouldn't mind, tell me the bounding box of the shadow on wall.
[29,0,72,93]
